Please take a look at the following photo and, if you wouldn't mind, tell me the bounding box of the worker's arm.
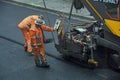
[41,25,56,31]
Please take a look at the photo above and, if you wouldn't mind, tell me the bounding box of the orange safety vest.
[18,15,40,30]
[30,25,54,48]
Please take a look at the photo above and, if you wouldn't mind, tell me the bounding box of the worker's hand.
[27,45,32,53]
[53,27,57,31]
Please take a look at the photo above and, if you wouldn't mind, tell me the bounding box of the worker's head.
[35,18,45,26]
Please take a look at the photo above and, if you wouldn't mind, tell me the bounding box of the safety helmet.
[35,18,45,26]
[39,15,44,20]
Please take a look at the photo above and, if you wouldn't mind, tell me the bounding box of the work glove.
[53,27,57,31]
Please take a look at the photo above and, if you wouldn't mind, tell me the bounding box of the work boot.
[40,60,50,68]
[35,60,41,67]
[24,46,27,52]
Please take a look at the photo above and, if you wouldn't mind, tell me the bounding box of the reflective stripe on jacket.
[29,25,54,48]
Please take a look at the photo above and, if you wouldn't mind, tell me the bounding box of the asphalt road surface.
[0,1,120,80]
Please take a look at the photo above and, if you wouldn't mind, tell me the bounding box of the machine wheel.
[107,52,120,72]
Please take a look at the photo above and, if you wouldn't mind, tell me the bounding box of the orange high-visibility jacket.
[29,25,54,48]
[18,15,40,30]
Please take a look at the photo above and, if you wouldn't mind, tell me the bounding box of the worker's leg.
[40,48,46,60]
[33,47,41,67]
[39,46,50,67]
[21,28,32,53]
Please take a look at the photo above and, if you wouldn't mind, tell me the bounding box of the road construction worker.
[29,18,56,68]
[18,15,42,54]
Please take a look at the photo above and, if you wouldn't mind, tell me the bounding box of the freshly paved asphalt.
[0,1,120,80]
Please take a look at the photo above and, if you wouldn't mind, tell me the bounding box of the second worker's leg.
[39,50,50,68]
[33,48,41,67]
